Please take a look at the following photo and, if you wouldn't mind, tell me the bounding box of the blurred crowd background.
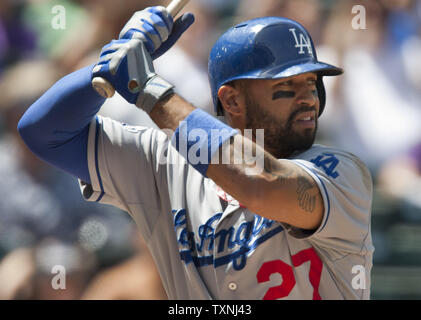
[0,0,420,300]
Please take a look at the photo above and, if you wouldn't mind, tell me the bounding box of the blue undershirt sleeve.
[17,64,105,184]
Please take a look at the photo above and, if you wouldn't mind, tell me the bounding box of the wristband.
[171,108,238,176]
[136,75,174,114]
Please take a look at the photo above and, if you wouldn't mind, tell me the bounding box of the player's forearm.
[205,135,323,230]
[17,64,104,183]
[149,93,195,132]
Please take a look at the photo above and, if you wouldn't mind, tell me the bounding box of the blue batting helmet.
[208,17,343,116]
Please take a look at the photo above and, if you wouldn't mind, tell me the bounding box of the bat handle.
[91,0,191,99]
[167,0,190,16]
[92,75,115,99]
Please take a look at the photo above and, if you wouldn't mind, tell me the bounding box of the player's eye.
[278,80,292,86]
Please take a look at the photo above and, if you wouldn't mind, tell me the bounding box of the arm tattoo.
[226,138,318,214]
[263,155,295,185]
[296,175,316,213]
[264,156,317,213]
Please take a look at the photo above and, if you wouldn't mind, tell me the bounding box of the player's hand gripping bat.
[92,0,191,99]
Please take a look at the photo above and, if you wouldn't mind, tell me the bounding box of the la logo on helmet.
[289,28,314,57]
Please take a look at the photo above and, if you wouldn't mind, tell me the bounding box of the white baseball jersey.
[79,115,374,300]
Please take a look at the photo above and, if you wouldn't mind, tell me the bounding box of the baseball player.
[18,6,373,299]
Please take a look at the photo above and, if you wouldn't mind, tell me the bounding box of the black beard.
[245,96,317,159]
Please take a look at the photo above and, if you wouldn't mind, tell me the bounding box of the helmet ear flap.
[216,100,224,116]
[316,76,326,117]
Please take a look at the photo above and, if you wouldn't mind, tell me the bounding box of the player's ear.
[218,84,245,117]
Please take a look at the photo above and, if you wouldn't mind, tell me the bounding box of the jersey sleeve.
[286,151,373,255]
[79,115,172,239]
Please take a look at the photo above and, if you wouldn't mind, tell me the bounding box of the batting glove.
[119,6,195,60]
[92,38,174,112]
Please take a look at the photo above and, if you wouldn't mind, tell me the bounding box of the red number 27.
[256,247,323,300]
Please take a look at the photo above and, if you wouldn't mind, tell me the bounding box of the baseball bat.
[91,0,191,98]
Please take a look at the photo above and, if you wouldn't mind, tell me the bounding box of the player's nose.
[296,87,318,107]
